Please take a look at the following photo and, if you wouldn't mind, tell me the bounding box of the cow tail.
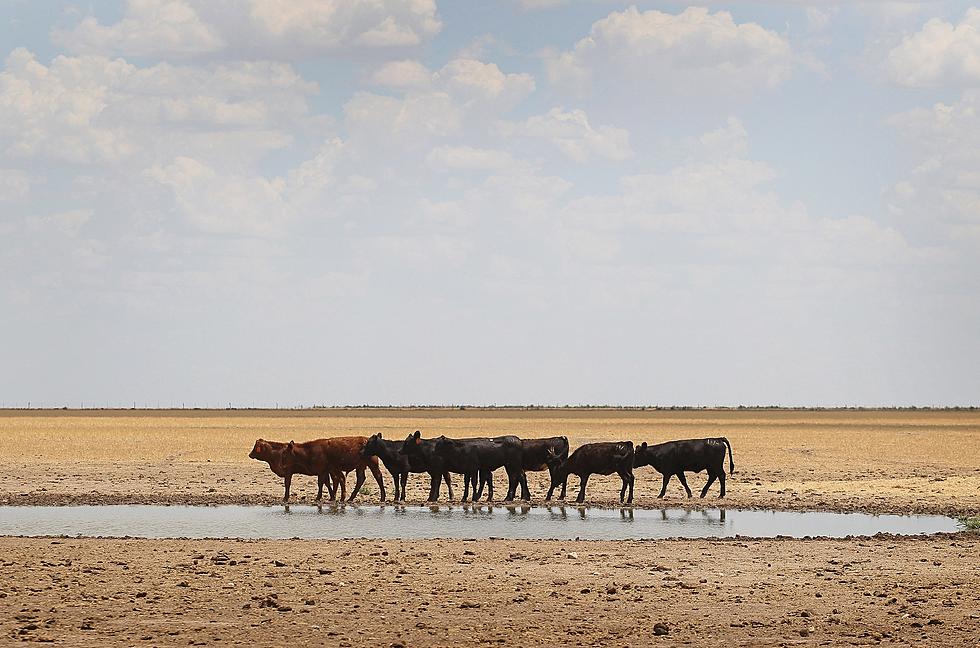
[721,437,735,474]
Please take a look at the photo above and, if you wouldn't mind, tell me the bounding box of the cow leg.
[520,471,531,501]
[461,474,470,502]
[443,473,454,500]
[336,471,348,502]
[347,467,366,501]
[618,469,634,503]
[504,469,519,502]
[619,470,633,504]
[676,472,693,498]
[474,472,485,501]
[369,461,387,502]
[545,481,556,501]
[560,476,567,500]
[718,471,726,498]
[316,475,325,502]
[700,473,717,498]
[485,471,494,502]
[390,471,400,501]
[428,472,440,502]
[576,474,590,504]
[282,473,292,503]
[658,473,671,498]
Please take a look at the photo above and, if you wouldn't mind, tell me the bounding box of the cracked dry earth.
[2,536,978,647]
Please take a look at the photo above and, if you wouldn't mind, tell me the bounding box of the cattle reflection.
[654,507,727,525]
[545,505,568,520]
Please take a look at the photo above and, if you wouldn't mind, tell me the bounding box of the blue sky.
[1,1,978,407]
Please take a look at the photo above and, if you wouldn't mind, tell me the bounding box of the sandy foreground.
[1,536,978,647]
[1,409,979,647]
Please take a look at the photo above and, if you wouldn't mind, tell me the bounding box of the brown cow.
[249,437,387,503]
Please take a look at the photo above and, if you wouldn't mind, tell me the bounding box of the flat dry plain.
[1,409,979,647]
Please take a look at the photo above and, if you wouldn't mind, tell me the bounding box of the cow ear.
[287,440,294,450]
[413,430,421,439]
[378,432,383,439]
[641,442,647,449]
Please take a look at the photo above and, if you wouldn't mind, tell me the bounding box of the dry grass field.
[1,408,978,514]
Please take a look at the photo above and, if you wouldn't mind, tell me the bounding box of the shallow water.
[0,505,960,540]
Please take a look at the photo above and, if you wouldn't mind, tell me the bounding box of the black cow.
[518,436,569,499]
[545,441,634,504]
[362,432,454,502]
[633,437,735,498]
[401,431,480,502]
[458,435,528,502]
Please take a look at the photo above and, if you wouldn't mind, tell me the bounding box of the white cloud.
[345,59,535,148]
[370,59,432,89]
[55,0,223,58]
[548,7,793,92]
[887,90,980,243]
[56,0,442,58]
[0,48,315,164]
[436,59,535,109]
[547,6,793,95]
[884,8,980,87]
[506,107,632,162]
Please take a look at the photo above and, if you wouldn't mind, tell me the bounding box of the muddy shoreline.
[3,491,978,518]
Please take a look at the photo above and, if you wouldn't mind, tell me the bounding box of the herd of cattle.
[249,432,735,505]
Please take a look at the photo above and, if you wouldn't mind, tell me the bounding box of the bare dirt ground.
[1,408,978,515]
[2,535,978,647]
[1,410,979,647]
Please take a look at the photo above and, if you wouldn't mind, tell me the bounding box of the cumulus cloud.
[0,48,315,164]
[347,59,534,148]
[887,90,980,244]
[884,8,980,86]
[55,0,223,58]
[546,6,793,95]
[56,0,442,58]
[504,108,632,162]
[370,59,432,89]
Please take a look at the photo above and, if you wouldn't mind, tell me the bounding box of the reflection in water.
[546,506,568,521]
[0,505,958,541]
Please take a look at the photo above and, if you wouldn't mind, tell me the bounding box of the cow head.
[249,438,273,461]
[362,432,383,458]
[545,447,568,489]
[400,430,423,455]
[632,441,660,470]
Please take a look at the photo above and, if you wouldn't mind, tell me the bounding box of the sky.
[1,0,978,408]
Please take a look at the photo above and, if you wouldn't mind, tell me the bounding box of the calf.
[447,435,528,502]
[546,441,634,504]
[362,432,454,501]
[519,436,569,499]
[633,437,735,498]
[400,431,482,502]
[249,437,387,503]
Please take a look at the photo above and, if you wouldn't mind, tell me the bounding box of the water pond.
[0,504,960,540]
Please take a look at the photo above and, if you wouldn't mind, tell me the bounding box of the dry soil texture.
[2,535,978,647]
